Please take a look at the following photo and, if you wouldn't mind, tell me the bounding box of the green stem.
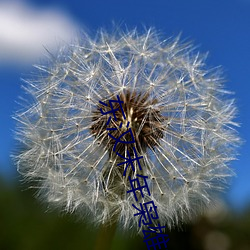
[94,220,117,250]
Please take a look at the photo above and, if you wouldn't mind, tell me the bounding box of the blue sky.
[0,0,249,210]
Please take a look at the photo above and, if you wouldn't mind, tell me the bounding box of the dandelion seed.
[14,27,240,232]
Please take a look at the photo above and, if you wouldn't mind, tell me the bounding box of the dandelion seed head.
[14,27,240,231]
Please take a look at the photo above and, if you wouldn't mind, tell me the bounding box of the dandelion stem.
[94,219,118,250]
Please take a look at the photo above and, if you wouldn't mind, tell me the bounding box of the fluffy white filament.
[14,28,240,231]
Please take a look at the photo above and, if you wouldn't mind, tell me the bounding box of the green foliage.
[1,177,250,250]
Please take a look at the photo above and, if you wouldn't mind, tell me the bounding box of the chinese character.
[108,127,135,152]
[106,121,130,131]
[143,224,169,250]
[116,146,143,176]
[133,201,159,227]
[99,95,126,125]
[127,174,150,202]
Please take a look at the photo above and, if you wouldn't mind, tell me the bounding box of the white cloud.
[0,2,78,65]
